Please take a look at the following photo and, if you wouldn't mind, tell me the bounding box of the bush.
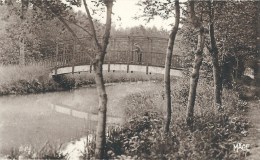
[0,65,164,96]
[103,78,249,159]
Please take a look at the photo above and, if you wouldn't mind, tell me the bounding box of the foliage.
[103,78,250,159]
[0,0,106,65]
[179,1,258,82]
[2,143,65,159]
[136,0,179,21]
[0,65,61,95]
[0,65,164,96]
[111,25,169,38]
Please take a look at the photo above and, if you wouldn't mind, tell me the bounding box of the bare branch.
[63,18,93,37]
[30,0,94,61]
[82,0,101,50]
[189,0,201,29]
[101,0,113,54]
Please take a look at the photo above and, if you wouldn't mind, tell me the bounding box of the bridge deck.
[51,63,183,77]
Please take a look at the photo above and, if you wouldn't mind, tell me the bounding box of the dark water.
[0,82,158,154]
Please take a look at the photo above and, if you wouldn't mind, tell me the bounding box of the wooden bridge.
[30,36,186,77]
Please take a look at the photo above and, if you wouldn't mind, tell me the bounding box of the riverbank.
[103,78,251,159]
[0,65,163,96]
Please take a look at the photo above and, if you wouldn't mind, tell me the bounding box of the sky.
[73,0,173,30]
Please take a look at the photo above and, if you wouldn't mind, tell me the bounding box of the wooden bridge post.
[127,63,129,73]
[72,41,76,74]
[55,68,58,75]
[90,62,92,73]
[128,36,134,63]
[55,42,59,67]
[146,63,149,75]
[63,43,65,66]
[111,37,116,63]
[108,62,110,72]
[149,38,153,64]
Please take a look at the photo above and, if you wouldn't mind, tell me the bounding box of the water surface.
[0,82,158,154]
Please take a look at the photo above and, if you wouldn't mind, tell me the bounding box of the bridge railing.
[30,51,185,69]
[105,50,185,69]
[24,48,186,70]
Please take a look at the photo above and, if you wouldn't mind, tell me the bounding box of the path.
[244,100,260,160]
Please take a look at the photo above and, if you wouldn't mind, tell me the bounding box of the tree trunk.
[256,0,260,91]
[94,58,108,159]
[186,28,204,127]
[208,0,222,108]
[186,1,205,128]
[164,0,180,133]
[92,1,113,159]
[221,55,234,88]
[211,53,222,106]
[19,37,25,65]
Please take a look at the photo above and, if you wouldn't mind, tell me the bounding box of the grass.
[104,77,250,159]
[0,64,165,96]
[0,65,59,95]
[0,65,50,85]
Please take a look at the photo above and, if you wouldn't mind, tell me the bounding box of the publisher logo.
[233,142,250,152]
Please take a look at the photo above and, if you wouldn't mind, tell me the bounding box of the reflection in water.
[0,82,158,155]
[51,103,123,125]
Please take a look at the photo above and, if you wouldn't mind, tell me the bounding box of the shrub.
[103,78,249,159]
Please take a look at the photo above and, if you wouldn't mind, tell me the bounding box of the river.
[0,82,159,155]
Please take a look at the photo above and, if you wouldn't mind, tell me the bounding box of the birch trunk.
[92,1,113,158]
[93,58,108,158]
[186,27,205,127]
[164,0,180,133]
[186,1,205,128]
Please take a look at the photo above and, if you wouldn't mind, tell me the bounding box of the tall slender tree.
[186,0,205,128]
[207,0,222,108]
[137,0,181,132]
[81,0,113,158]
[164,0,180,133]
[257,1,260,90]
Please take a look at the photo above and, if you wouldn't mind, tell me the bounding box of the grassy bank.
[104,78,250,159]
[0,65,59,95]
[0,65,163,96]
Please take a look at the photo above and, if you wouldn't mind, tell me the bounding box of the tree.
[8,0,113,158]
[186,0,205,128]
[65,0,114,158]
[137,0,180,132]
[257,1,260,90]
[0,0,81,64]
[164,0,180,133]
[213,1,258,87]
[207,0,222,108]
[81,0,113,158]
